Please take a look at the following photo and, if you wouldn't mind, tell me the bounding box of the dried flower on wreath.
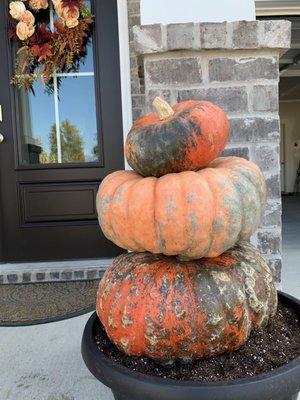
[8,0,93,92]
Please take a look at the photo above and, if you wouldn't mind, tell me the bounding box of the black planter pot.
[81,292,300,400]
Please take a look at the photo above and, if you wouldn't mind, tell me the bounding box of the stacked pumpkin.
[96,97,277,362]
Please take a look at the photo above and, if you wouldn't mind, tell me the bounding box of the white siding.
[117,0,132,168]
[141,0,256,25]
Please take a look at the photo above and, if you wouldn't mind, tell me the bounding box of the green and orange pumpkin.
[97,156,266,259]
[125,97,230,177]
[96,242,277,361]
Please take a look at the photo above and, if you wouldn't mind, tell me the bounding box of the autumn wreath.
[8,0,93,91]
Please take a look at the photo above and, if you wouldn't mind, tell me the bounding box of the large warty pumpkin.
[97,157,266,259]
[96,242,277,361]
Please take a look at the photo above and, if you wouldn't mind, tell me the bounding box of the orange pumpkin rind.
[96,242,277,362]
[125,98,230,177]
[97,156,266,260]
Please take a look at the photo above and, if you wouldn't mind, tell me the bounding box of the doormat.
[0,280,99,326]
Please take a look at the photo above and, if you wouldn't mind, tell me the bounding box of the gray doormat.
[0,280,99,326]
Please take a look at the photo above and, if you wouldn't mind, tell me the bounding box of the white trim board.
[141,0,255,24]
[256,0,300,15]
[117,0,132,169]
[281,70,300,77]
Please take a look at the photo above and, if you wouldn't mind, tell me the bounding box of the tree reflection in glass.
[49,120,85,163]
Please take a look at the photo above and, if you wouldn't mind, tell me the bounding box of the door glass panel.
[54,76,98,163]
[16,0,99,166]
[18,83,56,165]
[78,43,94,73]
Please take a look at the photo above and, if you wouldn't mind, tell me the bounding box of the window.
[17,1,99,165]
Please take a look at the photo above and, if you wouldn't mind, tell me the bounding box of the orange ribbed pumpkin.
[96,242,277,361]
[97,157,266,259]
[125,98,230,177]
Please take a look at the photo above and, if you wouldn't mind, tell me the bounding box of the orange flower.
[66,18,79,28]
[16,21,35,41]
[53,0,79,29]
[29,0,48,10]
[20,10,35,27]
[62,6,79,21]
[9,1,26,20]
[54,19,65,33]
[52,0,64,18]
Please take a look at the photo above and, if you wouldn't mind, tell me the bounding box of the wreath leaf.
[17,45,29,54]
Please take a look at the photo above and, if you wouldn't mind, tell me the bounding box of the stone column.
[133,20,291,282]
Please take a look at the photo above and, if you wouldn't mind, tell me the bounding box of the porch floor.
[0,196,299,400]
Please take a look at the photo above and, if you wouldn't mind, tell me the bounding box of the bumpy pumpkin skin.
[125,100,230,177]
[97,157,266,259]
[96,242,277,361]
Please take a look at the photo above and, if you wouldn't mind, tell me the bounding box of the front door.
[0,0,125,262]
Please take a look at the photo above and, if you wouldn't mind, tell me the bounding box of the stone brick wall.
[133,20,291,281]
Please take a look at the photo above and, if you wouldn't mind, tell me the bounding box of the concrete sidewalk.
[1,272,299,400]
[0,312,110,400]
[0,196,299,400]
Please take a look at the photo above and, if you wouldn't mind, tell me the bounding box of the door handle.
[0,133,4,143]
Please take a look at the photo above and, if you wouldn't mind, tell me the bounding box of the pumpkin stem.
[152,97,175,120]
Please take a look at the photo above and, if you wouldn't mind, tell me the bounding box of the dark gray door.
[0,0,124,262]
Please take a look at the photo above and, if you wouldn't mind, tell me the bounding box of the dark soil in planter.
[94,299,300,382]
